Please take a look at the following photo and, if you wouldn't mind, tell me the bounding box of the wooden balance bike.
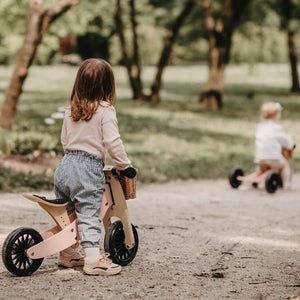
[229,148,294,194]
[2,166,138,276]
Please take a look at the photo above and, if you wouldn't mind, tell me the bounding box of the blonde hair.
[70,58,116,122]
[261,102,282,120]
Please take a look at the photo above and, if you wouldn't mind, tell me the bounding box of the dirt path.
[0,175,300,300]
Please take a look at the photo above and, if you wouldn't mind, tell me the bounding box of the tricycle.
[2,166,139,276]
[229,148,294,193]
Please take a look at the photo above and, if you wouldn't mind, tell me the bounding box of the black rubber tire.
[265,172,282,193]
[228,168,244,188]
[2,227,44,276]
[104,220,138,266]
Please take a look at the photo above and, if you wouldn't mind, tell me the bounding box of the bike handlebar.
[112,167,137,178]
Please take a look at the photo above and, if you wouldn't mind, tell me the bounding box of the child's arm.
[61,114,68,150]
[102,106,131,170]
[278,130,294,150]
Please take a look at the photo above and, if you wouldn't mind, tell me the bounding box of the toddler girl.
[255,102,295,188]
[54,58,133,275]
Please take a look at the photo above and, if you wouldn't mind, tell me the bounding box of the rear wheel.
[2,227,44,276]
[265,173,282,193]
[228,168,244,188]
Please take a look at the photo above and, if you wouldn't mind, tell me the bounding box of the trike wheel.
[228,168,244,188]
[2,227,44,276]
[265,173,282,193]
[104,220,138,266]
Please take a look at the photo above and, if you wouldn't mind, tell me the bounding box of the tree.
[281,0,300,93]
[115,0,195,103]
[0,0,106,65]
[233,0,300,93]
[150,0,196,103]
[200,0,251,109]
[115,0,144,101]
[0,0,80,130]
[0,1,31,64]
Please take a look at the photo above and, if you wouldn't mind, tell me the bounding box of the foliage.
[0,131,13,155]
[229,0,300,64]
[0,0,107,64]
[11,132,58,155]
[231,26,288,64]
[0,130,58,158]
[0,167,53,191]
[0,0,300,65]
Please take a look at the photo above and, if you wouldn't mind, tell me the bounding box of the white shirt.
[255,120,294,160]
[61,101,131,170]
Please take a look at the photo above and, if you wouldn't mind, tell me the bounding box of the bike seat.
[23,194,69,207]
[254,160,271,172]
[33,195,69,205]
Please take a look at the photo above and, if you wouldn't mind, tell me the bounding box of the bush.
[0,131,13,155]
[0,167,53,191]
[231,26,289,64]
[0,131,58,156]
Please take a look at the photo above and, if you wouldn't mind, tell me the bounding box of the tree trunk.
[115,0,144,101]
[115,0,194,104]
[200,0,250,109]
[150,0,195,104]
[129,0,144,100]
[282,0,300,93]
[0,0,43,130]
[0,0,79,130]
[287,31,300,93]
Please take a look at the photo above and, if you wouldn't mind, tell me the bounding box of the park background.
[0,0,300,191]
[0,2,300,299]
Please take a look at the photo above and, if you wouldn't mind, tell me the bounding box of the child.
[255,102,295,188]
[54,58,133,275]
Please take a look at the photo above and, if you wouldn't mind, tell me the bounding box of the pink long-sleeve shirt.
[61,101,131,170]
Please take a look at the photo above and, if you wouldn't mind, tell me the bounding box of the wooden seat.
[23,194,71,230]
[258,163,271,172]
[254,159,271,172]
[23,194,68,207]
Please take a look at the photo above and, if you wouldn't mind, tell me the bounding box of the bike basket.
[120,176,137,200]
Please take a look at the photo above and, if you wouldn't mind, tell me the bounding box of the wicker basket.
[120,176,137,200]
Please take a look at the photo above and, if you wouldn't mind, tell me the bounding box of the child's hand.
[112,167,137,178]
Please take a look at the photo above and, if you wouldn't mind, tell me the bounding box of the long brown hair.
[70,58,116,121]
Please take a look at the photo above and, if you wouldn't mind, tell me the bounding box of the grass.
[0,63,300,189]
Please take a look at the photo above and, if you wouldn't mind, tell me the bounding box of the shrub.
[0,167,53,191]
[8,131,58,155]
[0,131,13,155]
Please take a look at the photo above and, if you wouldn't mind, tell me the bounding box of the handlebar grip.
[112,167,137,178]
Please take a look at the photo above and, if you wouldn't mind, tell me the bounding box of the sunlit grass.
[0,63,299,187]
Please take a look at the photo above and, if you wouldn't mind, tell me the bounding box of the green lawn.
[0,63,299,189]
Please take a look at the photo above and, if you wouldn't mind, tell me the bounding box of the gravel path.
[0,175,300,300]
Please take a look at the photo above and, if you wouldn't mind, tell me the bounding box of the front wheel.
[104,220,139,266]
[2,227,44,276]
[265,172,282,193]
